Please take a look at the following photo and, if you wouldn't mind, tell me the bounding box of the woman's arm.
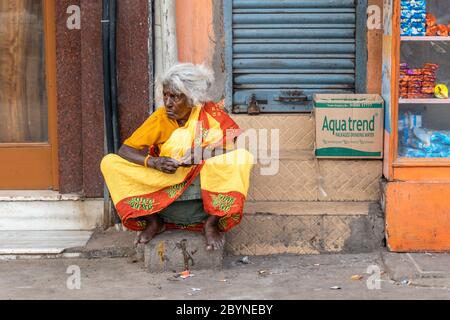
[118,144,180,174]
[118,144,148,166]
[179,143,235,166]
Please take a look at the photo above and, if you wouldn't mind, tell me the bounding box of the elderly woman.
[100,63,253,251]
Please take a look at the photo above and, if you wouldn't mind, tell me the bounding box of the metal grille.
[225,0,367,113]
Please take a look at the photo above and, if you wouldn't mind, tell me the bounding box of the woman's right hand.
[149,157,180,174]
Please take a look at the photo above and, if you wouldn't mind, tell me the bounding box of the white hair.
[157,63,214,106]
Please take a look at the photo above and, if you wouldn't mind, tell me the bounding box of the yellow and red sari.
[100,102,253,232]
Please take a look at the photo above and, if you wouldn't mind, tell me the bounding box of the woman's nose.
[165,96,175,105]
[164,97,172,106]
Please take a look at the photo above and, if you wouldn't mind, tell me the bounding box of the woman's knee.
[100,153,119,173]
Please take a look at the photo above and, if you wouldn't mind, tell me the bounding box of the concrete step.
[64,228,223,273]
[63,201,384,263]
[248,155,382,202]
[0,191,103,231]
[0,230,93,255]
[65,228,137,259]
[2,200,383,267]
[226,201,385,256]
[137,230,223,273]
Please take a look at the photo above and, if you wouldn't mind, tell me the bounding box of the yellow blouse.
[123,104,234,157]
[123,107,179,150]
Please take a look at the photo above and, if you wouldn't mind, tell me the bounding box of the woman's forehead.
[162,84,180,94]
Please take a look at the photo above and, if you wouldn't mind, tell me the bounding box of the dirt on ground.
[1,251,450,300]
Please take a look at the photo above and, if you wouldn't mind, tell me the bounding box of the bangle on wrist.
[144,155,151,168]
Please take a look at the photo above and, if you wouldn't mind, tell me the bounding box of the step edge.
[243,201,376,216]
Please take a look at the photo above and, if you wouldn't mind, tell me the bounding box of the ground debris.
[330,286,341,290]
[238,256,251,264]
[258,270,268,276]
[167,277,180,282]
[351,275,364,281]
[400,279,411,286]
[172,270,195,280]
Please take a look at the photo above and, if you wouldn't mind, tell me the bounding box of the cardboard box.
[314,94,384,159]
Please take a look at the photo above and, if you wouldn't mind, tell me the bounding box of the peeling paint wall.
[154,0,178,106]
[175,0,225,102]
[367,0,383,94]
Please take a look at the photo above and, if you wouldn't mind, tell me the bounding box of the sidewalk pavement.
[1,247,450,299]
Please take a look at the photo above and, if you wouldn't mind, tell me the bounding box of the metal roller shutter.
[224,0,367,113]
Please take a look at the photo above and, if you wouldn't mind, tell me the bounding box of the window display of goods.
[426,13,450,36]
[399,112,450,158]
[398,111,422,145]
[399,63,439,99]
[401,0,427,36]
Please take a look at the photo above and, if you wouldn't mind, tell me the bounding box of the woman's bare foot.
[203,215,225,251]
[134,215,165,246]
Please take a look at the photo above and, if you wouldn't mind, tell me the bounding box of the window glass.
[0,0,48,143]
[398,0,450,158]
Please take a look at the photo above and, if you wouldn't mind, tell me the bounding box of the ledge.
[0,190,86,202]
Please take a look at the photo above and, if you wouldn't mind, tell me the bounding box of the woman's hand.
[179,147,204,167]
[180,146,231,166]
[149,157,180,174]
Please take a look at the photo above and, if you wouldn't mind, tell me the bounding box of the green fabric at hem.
[159,199,208,225]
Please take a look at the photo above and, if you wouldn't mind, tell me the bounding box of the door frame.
[0,0,59,190]
[44,0,59,190]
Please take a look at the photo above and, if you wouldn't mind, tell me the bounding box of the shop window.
[397,0,450,159]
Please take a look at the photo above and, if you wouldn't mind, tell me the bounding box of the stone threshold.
[0,191,104,231]
[0,190,84,201]
[0,230,93,255]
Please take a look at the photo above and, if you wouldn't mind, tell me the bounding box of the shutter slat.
[234,69,355,74]
[233,0,356,9]
[233,24,356,29]
[233,39,355,44]
[233,59,355,69]
[234,89,353,104]
[234,29,355,39]
[234,43,355,54]
[234,84,355,89]
[233,13,355,24]
[233,88,353,113]
[233,54,356,59]
[234,74,355,85]
[233,8,356,13]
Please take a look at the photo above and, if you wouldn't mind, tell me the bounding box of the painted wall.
[367,0,383,94]
[386,182,450,252]
[175,0,384,100]
[176,0,225,102]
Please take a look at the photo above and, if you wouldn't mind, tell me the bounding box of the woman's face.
[163,85,192,121]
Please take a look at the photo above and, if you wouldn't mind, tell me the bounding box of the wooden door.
[0,0,58,190]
